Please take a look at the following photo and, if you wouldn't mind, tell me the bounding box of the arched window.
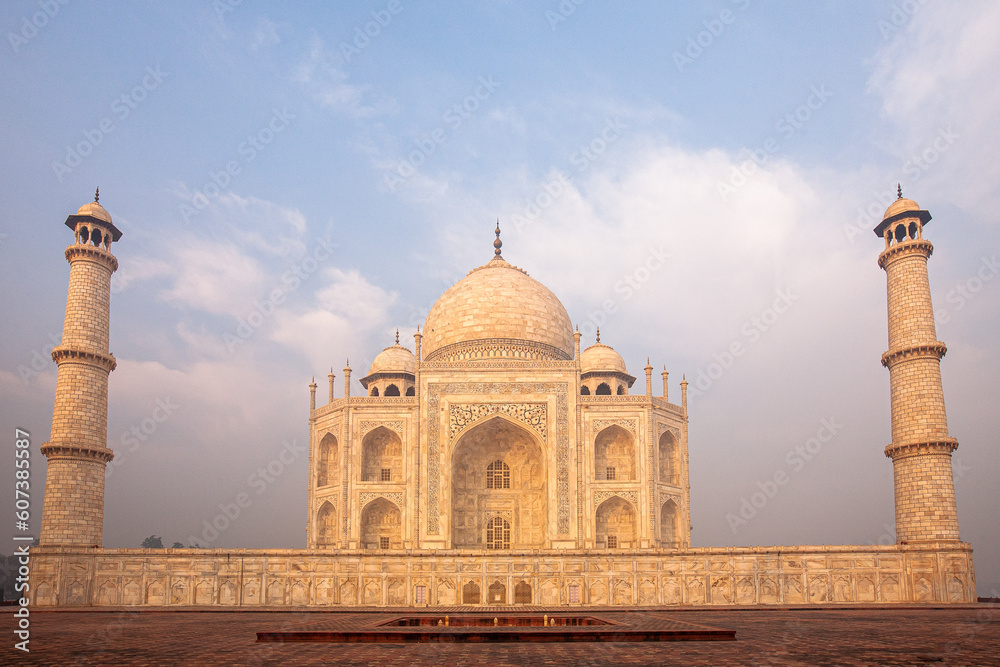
[486,460,510,489]
[486,516,510,549]
[616,385,626,395]
[405,386,415,396]
[580,385,591,395]
[596,383,611,395]
[370,387,379,396]
[384,384,400,396]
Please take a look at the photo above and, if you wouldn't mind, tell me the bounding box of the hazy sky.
[1,1,997,595]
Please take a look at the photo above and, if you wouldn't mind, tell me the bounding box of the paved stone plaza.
[7,605,999,665]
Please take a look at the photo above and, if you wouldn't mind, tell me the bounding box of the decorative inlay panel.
[659,492,681,506]
[450,403,547,443]
[594,491,638,507]
[656,422,680,440]
[359,492,403,509]
[427,382,570,536]
[358,420,404,437]
[594,418,637,436]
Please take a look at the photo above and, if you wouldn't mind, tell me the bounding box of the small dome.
[75,201,113,224]
[882,197,920,221]
[581,342,627,374]
[368,344,416,375]
[422,256,574,361]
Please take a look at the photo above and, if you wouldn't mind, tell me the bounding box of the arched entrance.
[451,417,546,548]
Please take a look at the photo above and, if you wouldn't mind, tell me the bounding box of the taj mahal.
[30,190,975,607]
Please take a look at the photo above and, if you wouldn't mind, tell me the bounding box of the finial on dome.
[94,187,100,203]
[897,183,902,199]
[395,328,399,344]
[494,219,502,257]
[596,327,600,343]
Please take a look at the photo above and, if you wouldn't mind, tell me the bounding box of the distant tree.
[171,542,184,549]
[141,535,163,549]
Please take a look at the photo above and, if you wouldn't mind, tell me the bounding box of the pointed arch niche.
[360,497,401,549]
[315,500,337,548]
[658,430,679,485]
[361,426,402,483]
[660,498,679,548]
[317,433,338,488]
[595,425,635,481]
[451,416,546,548]
[596,496,636,548]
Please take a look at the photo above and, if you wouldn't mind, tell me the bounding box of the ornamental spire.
[94,187,100,203]
[494,219,502,257]
[897,183,902,199]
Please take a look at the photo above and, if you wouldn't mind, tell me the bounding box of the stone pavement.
[5,605,999,666]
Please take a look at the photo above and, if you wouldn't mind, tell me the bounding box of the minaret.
[39,190,122,547]
[875,188,960,543]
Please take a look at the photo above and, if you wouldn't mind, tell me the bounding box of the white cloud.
[868,0,1000,212]
[251,17,281,50]
[271,267,397,371]
[159,241,266,316]
[294,36,396,117]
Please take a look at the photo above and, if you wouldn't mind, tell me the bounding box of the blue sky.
[1,1,998,595]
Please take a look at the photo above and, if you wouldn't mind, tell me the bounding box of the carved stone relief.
[450,403,547,443]
[359,420,403,437]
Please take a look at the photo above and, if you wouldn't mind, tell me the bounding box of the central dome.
[422,256,574,362]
